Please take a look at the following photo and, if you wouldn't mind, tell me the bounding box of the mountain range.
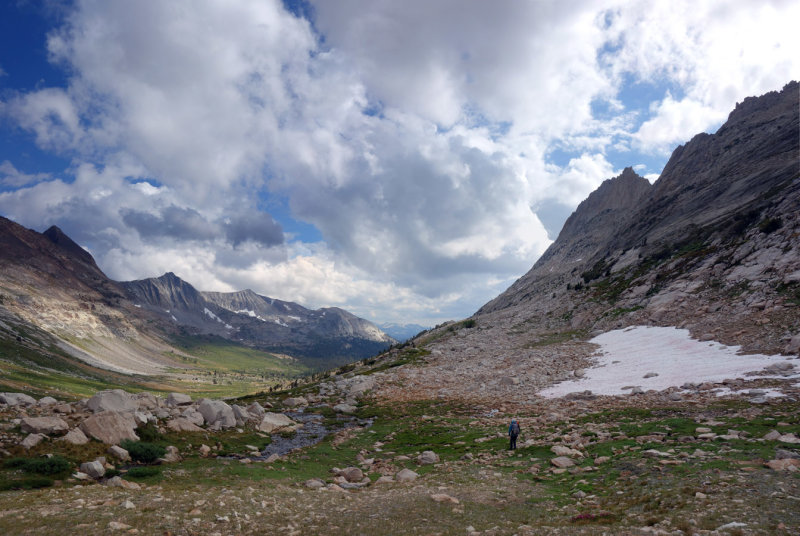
[0,222,394,379]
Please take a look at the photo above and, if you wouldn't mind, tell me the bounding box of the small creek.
[258,409,371,458]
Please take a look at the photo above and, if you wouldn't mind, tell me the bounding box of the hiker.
[508,418,520,450]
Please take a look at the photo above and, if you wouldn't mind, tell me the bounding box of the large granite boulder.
[181,407,205,426]
[80,411,139,444]
[132,392,160,410]
[0,392,37,406]
[257,413,298,433]
[20,416,70,435]
[165,393,193,407]
[166,417,205,432]
[86,390,137,413]
[197,399,236,430]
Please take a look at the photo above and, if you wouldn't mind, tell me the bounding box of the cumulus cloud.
[0,0,798,325]
[0,160,52,188]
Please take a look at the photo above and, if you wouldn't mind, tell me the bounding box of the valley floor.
[1,393,798,535]
[1,327,799,535]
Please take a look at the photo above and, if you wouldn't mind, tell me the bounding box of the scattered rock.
[550,456,575,468]
[198,444,212,457]
[338,466,364,482]
[430,493,460,504]
[395,468,419,482]
[107,445,131,462]
[107,521,132,531]
[61,428,90,446]
[305,478,326,489]
[105,476,141,490]
[282,397,308,408]
[80,460,106,479]
[417,450,439,465]
[20,433,47,449]
[765,458,800,471]
[333,403,357,414]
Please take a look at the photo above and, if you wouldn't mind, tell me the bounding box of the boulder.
[395,468,419,482]
[107,445,131,462]
[198,444,212,457]
[181,407,205,426]
[786,334,800,355]
[232,404,250,425]
[20,416,69,435]
[37,396,58,406]
[105,476,140,490]
[417,450,439,465]
[20,433,47,449]
[550,456,575,468]
[333,403,357,414]
[80,460,106,479]
[258,412,298,433]
[430,493,460,504]
[282,397,308,408]
[167,417,205,432]
[197,399,236,430]
[161,446,181,463]
[339,467,364,483]
[61,428,90,445]
[80,411,139,444]
[165,392,193,407]
[87,390,137,413]
[246,402,265,419]
[132,392,160,410]
[551,445,583,458]
[765,458,800,471]
[0,392,36,406]
[305,478,326,489]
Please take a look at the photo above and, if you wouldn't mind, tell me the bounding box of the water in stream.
[258,409,371,458]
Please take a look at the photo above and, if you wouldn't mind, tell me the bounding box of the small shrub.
[136,422,163,442]
[120,440,166,464]
[3,456,72,476]
[126,466,161,479]
[0,476,54,491]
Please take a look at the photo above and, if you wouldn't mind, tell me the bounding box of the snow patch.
[539,326,798,398]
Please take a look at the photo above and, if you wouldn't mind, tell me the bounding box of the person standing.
[508,418,520,450]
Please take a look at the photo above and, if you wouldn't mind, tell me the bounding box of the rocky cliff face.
[415,81,799,393]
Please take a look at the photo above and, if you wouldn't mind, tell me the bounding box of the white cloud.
[633,94,727,154]
[0,160,52,188]
[1,0,798,325]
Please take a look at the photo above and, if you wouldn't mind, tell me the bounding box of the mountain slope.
[0,218,393,382]
[479,80,799,352]
[395,81,799,406]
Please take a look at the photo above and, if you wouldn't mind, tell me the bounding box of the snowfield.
[538,326,799,398]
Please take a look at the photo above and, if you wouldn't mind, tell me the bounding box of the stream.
[258,409,372,458]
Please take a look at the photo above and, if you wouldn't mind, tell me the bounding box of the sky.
[0,0,798,327]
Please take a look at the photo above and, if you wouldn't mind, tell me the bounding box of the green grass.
[167,334,310,376]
